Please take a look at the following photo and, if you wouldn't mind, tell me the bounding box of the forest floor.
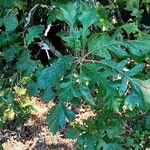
[0,98,94,150]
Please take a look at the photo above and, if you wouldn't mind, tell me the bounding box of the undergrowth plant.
[0,0,150,149]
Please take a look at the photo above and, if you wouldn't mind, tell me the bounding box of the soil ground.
[0,98,94,150]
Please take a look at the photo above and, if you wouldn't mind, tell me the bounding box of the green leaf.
[3,12,18,32]
[89,33,150,58]
[25,25,44,45]
[125,92,140,111]
[79,8,98,28]
[125,0,142,19]
[38,55,74,89]
[58,29,82,50]
[124,40,150,56]
[134,79,150,110]
[100,59,145,81]
[80,77,95,106]
[119,79,129,95]
[110,45,129,58]
[88,59,148,109]
[82,63,116,105]
[113,98,122,112]
[46,101,74,134]
[46,106,60,134]
[14,1,27,10]
[66,127,81,139]
[3,45,20,61]
[5,93,14,105]
[0,144,4,150]
[121,23,139,34]
[99,60,149,110]
[41,87,55,102]
[59,112,66,128]
[16,51,39,75]
[88,33,112,59]
[78,7,98,48]
[78,134,97,150]
[27,81,39,97]
[103,143,122,150]
[0,18,3,27]
[47,10,58,24]
[126,63,145,77]
[0,0,16,7]
[145,112,150,131]
[82,63,105,85]
[56,2,78,27]
[62,104,75,121]
[58,80,80,101]
[80,85,93,104]
[106,123,123,138]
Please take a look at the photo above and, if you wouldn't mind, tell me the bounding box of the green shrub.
[0,0,150,149]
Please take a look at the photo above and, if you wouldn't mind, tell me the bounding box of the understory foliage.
[0,0,150,149]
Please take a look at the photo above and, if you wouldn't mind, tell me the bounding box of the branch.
[138,24,150,31]
[38,40,62,59]
[24,4,39,30]
[23,4,39,47]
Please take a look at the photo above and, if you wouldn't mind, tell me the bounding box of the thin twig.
[45,40,62,57]
[138,24,150,31]
[24,4,39,30]
[39,40,62,58]
[23,4,39,47]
